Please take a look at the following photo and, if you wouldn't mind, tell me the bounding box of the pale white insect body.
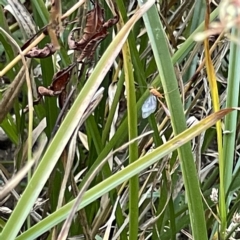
[141,94,157,119]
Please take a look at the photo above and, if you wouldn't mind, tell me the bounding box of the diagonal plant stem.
[0,33,45,77]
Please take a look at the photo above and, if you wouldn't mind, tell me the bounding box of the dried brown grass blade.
[48,0,62,50]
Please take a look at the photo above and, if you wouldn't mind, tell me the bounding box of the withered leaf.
[68,0,104,51]
[38,63,76,98]
[77,30,108,62]
[21,26,54,59]
[24,43,56,58]
[50,63,76,93]
[68,0,119,63]
[21,26,48,51]
[76,0,104,48]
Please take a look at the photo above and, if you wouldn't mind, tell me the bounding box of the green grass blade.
[137,1,208,239]
[122,40,139,239]
[223,28,240,195]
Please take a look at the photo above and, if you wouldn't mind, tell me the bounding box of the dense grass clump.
[0,1,240,239]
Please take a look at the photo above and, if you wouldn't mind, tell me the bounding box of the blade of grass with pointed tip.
[223,28,240,200]
[203,2,226,236]
[137,1,208,239]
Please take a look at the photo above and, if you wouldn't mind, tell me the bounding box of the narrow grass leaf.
[137,1,208,239]
[203,1,226,235]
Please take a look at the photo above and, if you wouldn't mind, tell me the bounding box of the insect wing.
[142,95,157,119]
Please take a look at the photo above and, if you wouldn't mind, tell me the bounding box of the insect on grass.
[141,87,170,119]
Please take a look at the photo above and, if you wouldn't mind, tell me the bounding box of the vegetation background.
[0,0,239,239]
